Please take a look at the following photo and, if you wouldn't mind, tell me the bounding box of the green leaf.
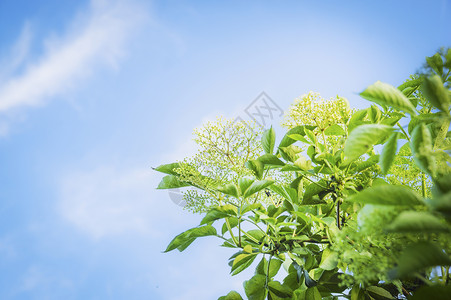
[294,155,312,171]
[352,155,380,173]
[269,185,298,205]
[243,179,274,198]
[279,146,297,162]
[389,242,451,279]
[379,132,399,175]
[238,177,254,195]
[360,81,416,115]
[304,128,316,144]
[366,286,393,300]
[421,75,450,112]
[258,154,285,166]
[153,162,181,175]
[288,134,310,144]
[164,225,217,252]
[305,286,321,300]
[231,253,258,275]
[267,281,292,298]
[303,180,328,203]
[350,285,365,300]
[348,108,368,132]
[426,53,444,76]
[201,205,238,225]
[262,127,276,154]
[324,124,345,136]
[218,290,243,300]
[344,124,393,162]
[157,175,190,189]
[279,125,316,149]
[217,183,240,198]
[411,285,451,300]
[386,211,449,233]
[245,160,264,180]
[304,270,318,288]
[411,123,435,175]
[319,247,338,270]
[346,185,424,206]
[244,274,266,300]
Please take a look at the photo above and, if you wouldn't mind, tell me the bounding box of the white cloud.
[59,166,163,239]
[0,0,146,113]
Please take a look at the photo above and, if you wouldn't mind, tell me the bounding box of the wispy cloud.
[0,0,145,114]
[59,166,161,239]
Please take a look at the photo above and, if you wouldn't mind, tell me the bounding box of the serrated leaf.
[218,290,243,300]
[157,175,191,189]
[231,253,258,275]
[269,185,298,205]
[201,205,238,225]
[303,180,328,203]
[305,286,321,300]
[324,124,345,136]
[244,274,266,300]
[319,247,338,270]
[387,211,449,233]
[258,154,285,166]
[411,123,435,175]
[380,132,399,175]
[346,185,424,206]
[426,53,444,76]
[360,81,416,114]
[421,75,450,112]
[245,160,264,179]
[344,124,393,162]
[153,162,181,175]
[366,286,393,300]
[389,242,451,279]
[243,179,274,198]
[262,126,276,154]
[238,177,254,195]
[164,225,217,252]
[217,183,240,198]
[267,281,292,298]
[288,134,310,143]
[279,146,297,162]
[278,125,316,149]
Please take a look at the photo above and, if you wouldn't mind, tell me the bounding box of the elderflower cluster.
[281,92,352,130]
[175,117,264,213]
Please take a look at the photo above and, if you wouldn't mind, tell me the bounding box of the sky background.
[0,0,450,299]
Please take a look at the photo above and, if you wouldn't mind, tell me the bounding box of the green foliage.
[155,49,451,299]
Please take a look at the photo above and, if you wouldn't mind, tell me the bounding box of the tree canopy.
[156,49,451,300]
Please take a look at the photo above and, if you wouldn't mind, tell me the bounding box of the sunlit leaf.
[411,123,435,175]
[262,126,276,154]
[346,185,424,206]
[389,242,451,279]
[164,225,217,252]
[267,281,292,298]
[386,211,449,233]
[379,132,398,175]
[244,274,266,300]
[157,175,190,189]
[421,75,450,112]
[344,124,393,162]
[360,81,416,114]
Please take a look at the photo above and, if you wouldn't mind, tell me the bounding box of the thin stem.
[397,122,411,142]
[225,218,239,246]
[415,273,433,286]
[265,255,273,289]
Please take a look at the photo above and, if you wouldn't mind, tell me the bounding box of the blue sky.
[0,0,450,299]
